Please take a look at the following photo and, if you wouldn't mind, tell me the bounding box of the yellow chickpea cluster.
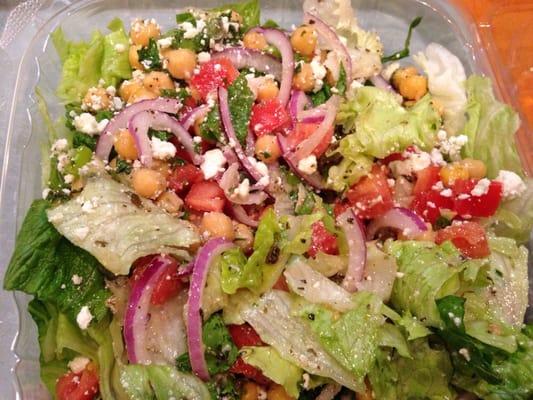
[440,158,487,187]
[391,66,428,101]
[241,382,294,400]
[82,87,112,111]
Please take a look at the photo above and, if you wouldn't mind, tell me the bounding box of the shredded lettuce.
[220,247,261,295]
[462,75,522,178]
[47,177,200,275]
[211,0,260,32]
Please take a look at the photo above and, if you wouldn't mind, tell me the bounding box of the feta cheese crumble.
[157,36,173,49]
[470,178,491,197]
[71,274,83,285]
[74,113,108,136]
[495,170,526,199]
[298,155,318,175]
[310,57,327,93]
[68,356,90,373]
[201,149,227,179]
[76,306,93,330]
[151,137,177,160]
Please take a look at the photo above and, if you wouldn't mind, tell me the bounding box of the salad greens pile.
[3,0,532,399]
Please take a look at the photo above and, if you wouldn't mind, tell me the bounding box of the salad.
[4,0,533,399]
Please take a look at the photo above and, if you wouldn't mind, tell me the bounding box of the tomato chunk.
[411,190,454,224]
[230,357,270,385]
[307,221,339,258]
[452,179,503,218]
[435,221,490,259]
[285,122,334,158]
[272,275,290,292]
[345,165,394,219]
[250,99,291,137]
[168,164,204,194]
[151,257,183,305]
[228,324,264,348]
[185,181,226,212]
[413,166,442,195]
[56,365,99,400]
[190,57,239,100]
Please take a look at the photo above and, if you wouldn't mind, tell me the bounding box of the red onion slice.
[218,87,269,186]
[180,104,211,131]
[250,28,294,106]
[370,75,397,94]
[129,110,201,167]
[293,95,339,161]
[245,129,256,157]
[96,98,181,161]
[304,12,352,80]
[124,255,173,364]
[211,47,282,81]
[187,238,235,380]
[336,208,367,292]
[367,207,427,239]
[289,90,311,123]
[218,163,268,205]
[228,204,259,228]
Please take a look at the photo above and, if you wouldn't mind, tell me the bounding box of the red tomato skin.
[190,58,239,100]
[413,166,442,195]
[333,199,351,218]
[228,324,264,348]
[345,165,394,219]
[272,275,290,292]
[435,221,490,259]
[56,368,99,400]
[168,164,204,194]
[150,258,183,306]
[230,357,271,385]
[411,190,454,224]
[285,122,334,158]
[185,181,226,212]
[130,255,155,284]
[249,99,291,137]
[307,221,339,258]
[452,179,503,218]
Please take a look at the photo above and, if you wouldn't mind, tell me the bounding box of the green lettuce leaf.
[101,18,132,84]
[4,200,110,322]
[228,72,254,144]
[219,247,260,295]
[212,0,260,32]
[241,346,302,397]
[120,364,210,400]
[47,177,200,275]
[461,75,522,178]
[387,240,466,327]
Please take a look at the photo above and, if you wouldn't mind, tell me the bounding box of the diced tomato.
[345,165,394,219]
[380,146,416,165]
[333,199,351,218]
[190,57,239,100]
[56,365,99,400]
[130,255,155,284]
[230,357,271,385]
[284,122,334,158]
[451,179,503,218]
[168,164,204,194]
[413,166,442,195]
[249,99,291,137]
[411,190,454,224]
[307,221,339,258]
[272,275,290,292]
[185,181,226,212]
[169,139,193,164]
[228,324,264,348]
[150,258,183,305]
[435,221,490,259]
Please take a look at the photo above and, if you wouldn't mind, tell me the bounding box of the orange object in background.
[453,0,533,175]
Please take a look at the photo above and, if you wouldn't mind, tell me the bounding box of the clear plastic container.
[0,0,529,398]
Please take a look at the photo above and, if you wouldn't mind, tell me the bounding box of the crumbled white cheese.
[151,137,177,160]
[64,174,75,184]
[495,170,526,199]
[42,188,51,199]
[302,373,311,390]
[458,348,471,362]
[71,274,83,285]
[57,154,71,173]
[197,51,211,64]
[157,36,173,49]
[73,113,108,136]
[440,188,453,197]
[381,62,401,81]
[389,152,431,177]
[114,43,126,53]
[51,138,68,152]
[298,155,318,175]
[200,149,227,179]
[437,130,468,161]
[233,178,250,200]
[68,356,90,374]
[247,156,269,176]
[430,148,446,166]
[73,226,90,241]
[112,96,123,110]
[310,57,327,93]
[76,306,93,330]
[471,178,491,197]
[180,19,206,39]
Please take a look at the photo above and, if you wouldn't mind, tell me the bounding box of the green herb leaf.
[211,0,260,32]
[175,12,196,25]
[137,38,162,70]
[160,88,189,101]
[72,131,97,151]
[200,107,223,141]
[228,72,254,144]
[295,192,316,216]
[116,159,132,174]
[148,128,173,141]
[382,16,422,63]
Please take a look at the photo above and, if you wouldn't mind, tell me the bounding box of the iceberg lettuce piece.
[414,43,467,135]
[47,177,200,275]
[462,75,522,178]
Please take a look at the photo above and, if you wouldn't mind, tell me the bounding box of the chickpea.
[257,79,279,101]
[230,11,243,24]
[119,80,143,102]
[241,381,260,400]
[243,31,268,51]
[398,74,428,101]
[460,158,487,180]
[156,190,183,214]
[83,87,110,111]
[292,63,315,92]
[129,44,144,70]
[200,212,235,240]
[234,223,254,252]
[189,86,202,102]
[142,71,174,95]
[290,25,317,57]
[255,134,281,163]
[440,163,469,187]
[166,48,197,80]
[267,384,294,400]
[131,168,167,199]
[130,19,160,47]
[391,66,418,88]
[193,116,204,136]
[128,87,158,104]
[150,159,171,179]
[114,129,138,160]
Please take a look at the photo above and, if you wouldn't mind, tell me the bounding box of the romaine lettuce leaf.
[47,177,200,275]
[211,0,260,32]
[241,346,302,398]
[462,75,522,178]
[4,200,110,322]
[219,247,261,295]
[101,18,132,85]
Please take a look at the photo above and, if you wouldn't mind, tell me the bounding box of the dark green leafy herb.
[160,88,189,101]
[228,72,254,144]
[95,109,113,122]
[309,63,347,106]
[382,16,422,63]
[262,19,279,28]
[207,376,239,400]
[295,192,316,216]
[137,38,162,70]
[211,0,260,32]
[175,12,196,25]
[148,128,173,141]
[116,159,132,174]
[336,63,347,95]
[65,102,83,130]
[72,131,97,151]
[200,107,223,141]
[435,215,452,230]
